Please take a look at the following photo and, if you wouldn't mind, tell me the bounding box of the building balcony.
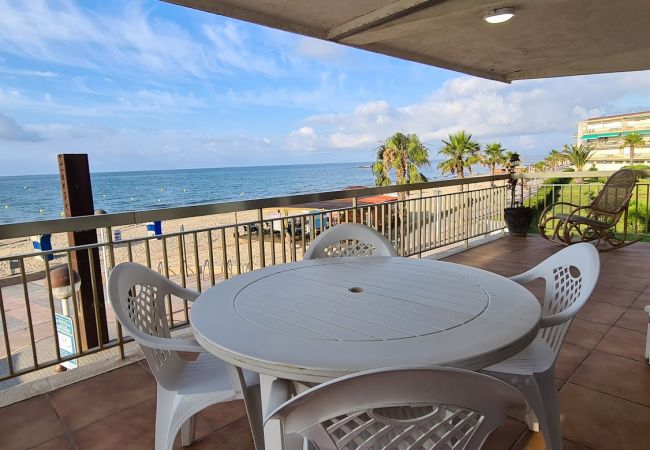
[0,172,648,450]
[0,235,648,449]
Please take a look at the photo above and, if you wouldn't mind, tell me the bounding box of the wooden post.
[58,154,109,350]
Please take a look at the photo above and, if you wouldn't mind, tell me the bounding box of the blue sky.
[1,0,650,176]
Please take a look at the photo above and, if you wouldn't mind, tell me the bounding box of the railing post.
[258,208,266,268]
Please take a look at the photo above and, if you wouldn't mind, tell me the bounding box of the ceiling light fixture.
[484,7,515,24]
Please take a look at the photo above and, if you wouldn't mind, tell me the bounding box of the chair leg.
[180,415,197,447]
[525,410,540,432]
[155,389,177,450]
[534,368,563,450]
[244,384,266,450]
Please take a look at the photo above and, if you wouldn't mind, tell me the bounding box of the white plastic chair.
[266,366,528,450]
[303,223,397,260]
[108,262,263,450]
[483,243,600,450]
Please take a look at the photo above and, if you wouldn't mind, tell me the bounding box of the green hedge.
[525,173,573,232]
[628,201,650,233]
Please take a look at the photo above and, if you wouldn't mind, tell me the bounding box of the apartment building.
[577,110,650,169]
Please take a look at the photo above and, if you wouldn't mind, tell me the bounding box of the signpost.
[55,313,78,369]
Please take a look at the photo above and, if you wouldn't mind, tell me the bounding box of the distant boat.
[358,164,372,168]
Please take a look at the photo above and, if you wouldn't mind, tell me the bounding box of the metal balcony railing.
[0,175,509,385]
[519,169,650,236]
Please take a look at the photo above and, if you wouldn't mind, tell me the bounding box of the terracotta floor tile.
[560,439,593,450]
[173,414,213,449]
[555,343,590,380]
[564,318,610,350]
[570,351,650,407]
[28,435,74,450]
[615,308,648,332]
[596,326,647,361]
[0,395,65,450]
[50,363,156,431]
[575,302,626,326]
[559,383,650,450]
[595,275,649,293]
[630,292,650,309]
[515,436,593,450]
[185,416,254,450]
[483,417,526,450]
[512,430,547,450]
[198,399,247,432]
[587,287,640,307]
[71,399,156,450]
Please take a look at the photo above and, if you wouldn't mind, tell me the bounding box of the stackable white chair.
[266,366,528,450]
[304,223,397,259]
[108,262,263,450]
[483,243,600,450]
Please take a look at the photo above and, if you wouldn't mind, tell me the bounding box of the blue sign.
[55,313,78,369]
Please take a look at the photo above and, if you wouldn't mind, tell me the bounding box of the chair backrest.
[510,243,600,358]
[590,168,636,215]
[267,366,527,450]
[108,262,194,388]
[304,223,397,260]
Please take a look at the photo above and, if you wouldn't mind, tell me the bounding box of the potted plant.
[503,152,533,236]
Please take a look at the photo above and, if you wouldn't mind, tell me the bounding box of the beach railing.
[0,175,509,385]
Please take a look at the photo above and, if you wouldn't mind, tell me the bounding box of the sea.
[0,162,447,224]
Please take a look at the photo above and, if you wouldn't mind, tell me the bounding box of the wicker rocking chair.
[538,168,639,251]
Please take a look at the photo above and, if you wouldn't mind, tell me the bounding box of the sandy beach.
[0,179,503,281]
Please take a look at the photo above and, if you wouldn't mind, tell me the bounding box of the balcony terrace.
[0,235,648,450]
[0,172,648,450]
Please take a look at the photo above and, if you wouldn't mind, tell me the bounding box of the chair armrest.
[539,300,585,328]
[539,313,569,328]
[564,205,593,220]
[167,283,200,302]
[509,270,537,284]
[135,332,206,353]
[540,201,581,217]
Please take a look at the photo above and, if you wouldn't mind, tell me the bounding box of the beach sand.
[0,180,504,280]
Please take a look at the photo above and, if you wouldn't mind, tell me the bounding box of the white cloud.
[0,87,206,117]
[296,37,344,60]
[0,113,44,142]
[0,67,58,78]
[0,0,282,78]
[290,71,650,161]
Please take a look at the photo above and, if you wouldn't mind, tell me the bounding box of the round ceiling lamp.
[484,7,516,24]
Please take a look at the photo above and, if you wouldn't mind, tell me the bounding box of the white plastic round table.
[192,257,540,380]
[190,257,540,450]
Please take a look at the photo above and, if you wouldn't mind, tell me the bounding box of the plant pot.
[504,207,534,237]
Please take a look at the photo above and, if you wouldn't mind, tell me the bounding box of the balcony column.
[58,154,109,350]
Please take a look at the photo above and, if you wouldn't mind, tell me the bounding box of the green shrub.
[622,164,650,179]
[585,165,604,184]
[627,201,650,233]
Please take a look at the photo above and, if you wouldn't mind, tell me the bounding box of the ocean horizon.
[0,161,449,224]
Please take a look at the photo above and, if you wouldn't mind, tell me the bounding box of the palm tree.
[620,132,645,164]
[546,149,565,170]
[562,144,594,183]
[438,131,480,189]
[532,160,547,172]
[372,132,430,200]
[482,142,508,176]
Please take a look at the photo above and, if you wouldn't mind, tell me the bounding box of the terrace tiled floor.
[1,236,649,449]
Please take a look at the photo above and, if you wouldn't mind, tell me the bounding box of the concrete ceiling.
[164,0,650,82]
